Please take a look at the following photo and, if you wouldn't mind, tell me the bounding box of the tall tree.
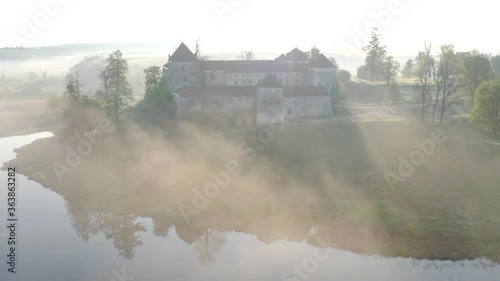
[470,80,500,134]
[330,76,343,113]
[143,66,163,98]
[362,28,387,82]
[99,50,134,125]
[59,72,100,137]
[402,59,414,78]
[491,55,500,77]
[382,56,400,85]
[415,44,435,120]
[309,46,321,60]
[131,66,177,127]
[338,70,352,84]
[460,54,494,102]
[328,57,339,69]
[193,41,211,123]
[433,45,461,124]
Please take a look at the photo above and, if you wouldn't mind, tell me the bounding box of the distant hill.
[0,43,172,60]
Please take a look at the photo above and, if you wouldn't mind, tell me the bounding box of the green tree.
[328,57,339,69]
[330,76,343,113]
[432,45,461,124]
[470,80,500,134]
[415,44,435,120]
[402,59,414,78]
[382,56,400,85]
[387,81,401,103]
[491,55,500,77]
[356,64,370,80]
[362,28,387,82]
[99,50,134,125]
[143,66,163,98]
[131,66,177,127]
[308,46,320,60]
[460,55,494,102]
[193,40,211,123]
[338,70,352,84]
[56,72,101,138]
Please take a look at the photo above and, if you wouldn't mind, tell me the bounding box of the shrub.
[338,70,352,84]
[387,81,401,104]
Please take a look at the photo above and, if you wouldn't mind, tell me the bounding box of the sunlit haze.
[1,0,499,56]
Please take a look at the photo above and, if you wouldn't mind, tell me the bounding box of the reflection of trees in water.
[62,189,500,266]
[98,214,146,260]
[152,215,173,237]
[66,200,148,260]
[192,229,227,265]
[66,200,100,243]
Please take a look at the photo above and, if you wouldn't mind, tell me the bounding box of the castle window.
[235,80,238,84]
[323,74,326,77]
[249,74,252,77]
[184,76,188,82]
[258,74,261,77]
[287,109,292,114]
[249,80,252,84]
[181,66,185,71]
[235,74,238,77]
[243,80,246,84]
[296,79,298,83]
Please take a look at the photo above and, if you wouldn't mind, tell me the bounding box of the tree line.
[51,50,177,139]
[354,29,500,133]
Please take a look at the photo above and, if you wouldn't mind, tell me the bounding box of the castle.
[163,43,337,126]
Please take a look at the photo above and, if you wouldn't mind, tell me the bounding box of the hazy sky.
[0,0,498,56]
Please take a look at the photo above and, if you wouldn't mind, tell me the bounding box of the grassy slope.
[238,121,500,259]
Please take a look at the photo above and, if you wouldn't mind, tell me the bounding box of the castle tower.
[164,43,198,92]
[307,53,337,89]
